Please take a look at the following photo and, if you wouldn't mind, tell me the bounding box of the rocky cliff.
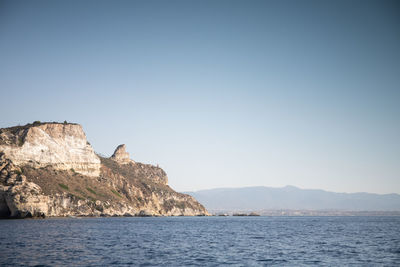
[0,122,100,176]
[0,122,209,218]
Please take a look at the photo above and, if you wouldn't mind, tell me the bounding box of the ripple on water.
[0,217,399,266]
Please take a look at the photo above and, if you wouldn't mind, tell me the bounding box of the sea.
[0,216,399,266]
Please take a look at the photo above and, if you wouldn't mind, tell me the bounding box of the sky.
[0,0,399,194]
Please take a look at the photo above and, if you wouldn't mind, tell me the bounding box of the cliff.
[0,122,209,218]
[0,122,100,176]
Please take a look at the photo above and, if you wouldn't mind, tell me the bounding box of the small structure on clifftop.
[111,144,134,164]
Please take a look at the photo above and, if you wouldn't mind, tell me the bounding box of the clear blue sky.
[1,0,399,194]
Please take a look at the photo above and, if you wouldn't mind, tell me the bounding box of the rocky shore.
[0,122,209,218]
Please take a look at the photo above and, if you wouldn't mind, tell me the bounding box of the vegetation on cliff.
[0,122,208,218]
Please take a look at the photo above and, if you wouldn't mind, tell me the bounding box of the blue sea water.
[0,216,399,266]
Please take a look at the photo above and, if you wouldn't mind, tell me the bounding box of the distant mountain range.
[185,186,400,212]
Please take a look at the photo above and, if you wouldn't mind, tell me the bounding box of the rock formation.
[111,144,133,164]
[0,122,208,218]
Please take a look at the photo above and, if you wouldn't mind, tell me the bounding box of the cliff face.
[0,122,208,218]
[0,122,100,177]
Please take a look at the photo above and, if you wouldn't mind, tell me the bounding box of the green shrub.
[86,187,97,195]
[95,205,103,212]
[18,139,24,147]
[59,183,69,190]
[176,201,186,209]
[111,189,122,198]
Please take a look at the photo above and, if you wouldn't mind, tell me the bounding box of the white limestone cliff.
[0,123,100,176]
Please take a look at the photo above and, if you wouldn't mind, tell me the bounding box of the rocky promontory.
[0,121,209,218]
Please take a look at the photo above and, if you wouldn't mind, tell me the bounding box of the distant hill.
[185,186,400,212]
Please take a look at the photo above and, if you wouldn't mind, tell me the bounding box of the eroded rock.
[111,144,133,164]
[0,122,209,218]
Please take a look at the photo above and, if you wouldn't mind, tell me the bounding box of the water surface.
[0,216,399,266]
